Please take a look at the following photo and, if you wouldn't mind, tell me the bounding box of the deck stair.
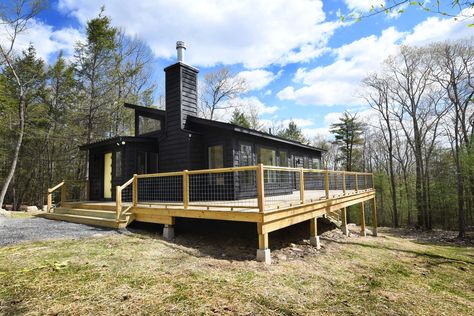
[40,202,133,229]
[326,210,342,227]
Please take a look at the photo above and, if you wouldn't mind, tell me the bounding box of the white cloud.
[278,10,474,107]
[403,8,474,46]
[302,127,332,139]
[213,96,278,121]
[236,69,281,91]
[344,0,385,12]
[58,0,342,68]
[278,27,404,106]
[0,19,84,62]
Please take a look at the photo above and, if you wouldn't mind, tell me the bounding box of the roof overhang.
[188,116,326,152]
[79,136,157,150]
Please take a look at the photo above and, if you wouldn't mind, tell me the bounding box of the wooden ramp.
[40,202,133,229]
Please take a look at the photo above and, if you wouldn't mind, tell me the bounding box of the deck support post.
[309,217,321,249]
[340,207,349,236]
[371,197,378,236]
[163,224,175,239]
[360,201,366,237]
[256,224,271,264]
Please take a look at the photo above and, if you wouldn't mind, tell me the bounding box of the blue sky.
[12,0,474,139]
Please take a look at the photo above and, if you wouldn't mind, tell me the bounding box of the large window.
[208,145,224,185]
[258,147,276,166]
[312,158,321,169]
[279,150,288,167]
[115,151,123,177]
[240,143,253,166]
[138,116,161,135]
[258,147,277,183]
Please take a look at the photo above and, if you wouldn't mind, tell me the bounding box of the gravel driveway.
[0,216,118,246]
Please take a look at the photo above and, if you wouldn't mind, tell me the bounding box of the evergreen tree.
[229,109,250,128]
[330,112,365,171]
[278,120,308,143]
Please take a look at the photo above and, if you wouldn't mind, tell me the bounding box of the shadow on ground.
[126,217,337,261]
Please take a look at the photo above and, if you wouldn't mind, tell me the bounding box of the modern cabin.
[45,42,377,264]
[79,43,324,202]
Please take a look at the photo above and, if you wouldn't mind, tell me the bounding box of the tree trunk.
[0,98,25,209]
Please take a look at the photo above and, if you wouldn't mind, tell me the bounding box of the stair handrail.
[47,181,65,213]
[115,176,135,222]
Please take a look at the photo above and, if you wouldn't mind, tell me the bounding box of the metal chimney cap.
[176,41,186,50]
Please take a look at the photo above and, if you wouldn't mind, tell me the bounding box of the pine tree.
[330,112,365,171]
[278,120,308,143]
[229,109,250,128]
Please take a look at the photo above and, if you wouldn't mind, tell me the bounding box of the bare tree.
[198,67,247,120]
[0,0,46,209]
[385,45,448,229]
[431,41,474,237]
[363,74,400,227]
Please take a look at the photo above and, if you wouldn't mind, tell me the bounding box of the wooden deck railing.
[46,180,89,212]
[117,164,374,215]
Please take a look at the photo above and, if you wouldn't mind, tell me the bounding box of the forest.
[0,1,473,238]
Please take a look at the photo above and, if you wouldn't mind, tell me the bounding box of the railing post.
[371,173,374,190]
[47,189,52,213]
[355,174,359,193]
[116,186,122,222]
[132,174,138,207]
[364,174,368,191]
[85,180,90,201]
[342,171,346,195]
[324,170,329,199]
[60,180,67,204]
[299,168,304,204]
[257,164,265,212]
[183,170,189,209]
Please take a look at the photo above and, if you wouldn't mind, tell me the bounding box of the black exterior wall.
[81,58,324,202]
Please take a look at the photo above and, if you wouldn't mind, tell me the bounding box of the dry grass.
[0,226,473,315]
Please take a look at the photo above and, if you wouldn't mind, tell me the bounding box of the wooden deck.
[44,165,377,263]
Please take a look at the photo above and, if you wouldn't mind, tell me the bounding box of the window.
[137,151,147,174]
[138,116,161,135]
[258,147,277,183]
[115,151,123,177]
[312,158,321,169]
[208,145,224,169]
[208,145,224,185]
[303,157,309,169]
[258,148,276,166]
[279,150,288,167]
[240,143,253,166]
[239,143,254,186]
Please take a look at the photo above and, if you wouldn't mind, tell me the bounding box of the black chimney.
[164,41,199,130]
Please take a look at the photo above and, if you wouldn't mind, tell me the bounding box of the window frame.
[208,144,225,186]
[137,115,161,135]
[114,150,123,177]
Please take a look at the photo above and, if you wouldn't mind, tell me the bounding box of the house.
[79,41,325,202]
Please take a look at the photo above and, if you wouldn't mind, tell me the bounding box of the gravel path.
[0,216,118,246]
